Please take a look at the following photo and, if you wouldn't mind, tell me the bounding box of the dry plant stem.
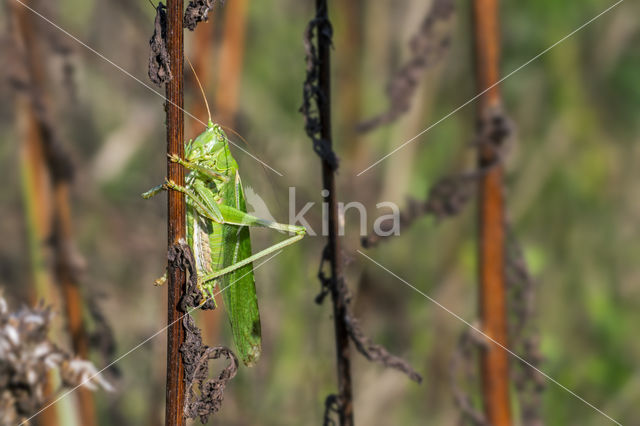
[315,0,354,424]
[214,0,248,127]
[19,104,53,303]
[13,1,96,424]
[188,17,214,139]
[13,0,53,304]
[472,0,512,425]
[17,94,59,426]
[165,1,186,425]
[336,0,368,176]
[53,184,96,426]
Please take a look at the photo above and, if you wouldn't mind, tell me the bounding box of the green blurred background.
[1,0,639,424]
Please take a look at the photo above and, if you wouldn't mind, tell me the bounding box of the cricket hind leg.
[216,203,307,235]
[198,207,307,285]
[199,231,305,285]
[196,278,219,308]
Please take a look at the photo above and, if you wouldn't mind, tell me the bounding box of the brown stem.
[52,184,96,426]
[335,0,366,174]
[13,1,96,424]
[17,86,60,426]
[315,0,354,424]
[472,0,512,425]
[188,17,214,138]
[214,0,248,128]
[165,1,186,425]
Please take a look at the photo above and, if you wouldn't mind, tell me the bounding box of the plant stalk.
[315,0,354,424]
[188,17,214,139]
[13,1,96,424]
[472,0,512,424]
[214,0,248,128]
[164,0,186,425]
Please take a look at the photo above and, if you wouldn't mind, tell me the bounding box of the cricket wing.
[221,172,261,366]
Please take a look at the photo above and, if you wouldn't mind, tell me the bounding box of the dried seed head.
[184,0,217,31]
[0,294,112,423]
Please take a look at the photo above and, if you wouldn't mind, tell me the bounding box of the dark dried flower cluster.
[182,316,238,423]
[300,1,339,170]
[358,0,455,133]
[316,252,422,384]
[148,3,172,86]
[450,329,488,426]
[361,172,478,248]
[0,295,112,425]
[505,229,545,426]
[167,242,236,424]
[148,1,218,85]
[183,0,217,31]
[317,260,422,425]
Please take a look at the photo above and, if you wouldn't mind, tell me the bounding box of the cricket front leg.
[168,154,228,183]
[141,184,165,199]
[163,179,225,223]
[154,271,167,286]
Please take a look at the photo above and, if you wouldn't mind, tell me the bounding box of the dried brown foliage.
[357,99,542,422]
[450,329,487,426]
[321,394,340,426]
[148,3,172,86]
[300,4,339,170]
[168,242,236,423]
[449,109,542,425]
[344,300,423,384]
[183,0,217,31]
[87,293,120,378]
[362,172,478,248]
[358,0,455,133]
[0,295,112,425]
[449,229,544,426]
[316,253,422,383]
[148,0,218,84]
[505,228,545,426]
[181,316,237,423]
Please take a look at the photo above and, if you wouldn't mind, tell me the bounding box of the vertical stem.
[472,0,512,425]
[13,1,95,424]
[164,1,185,425]
[316,1,354,424]
[215,0,248,128]
[53,184,97,426]
[17,96,60,426]
[336,0,365,170]
[188,19,214,138]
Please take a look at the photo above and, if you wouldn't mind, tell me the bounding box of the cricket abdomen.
[187,205,224,275]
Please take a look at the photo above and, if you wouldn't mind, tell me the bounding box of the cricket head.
[186,120,217,157]
[186,121,237,171]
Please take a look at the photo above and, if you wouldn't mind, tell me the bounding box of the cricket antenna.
[221,125,250,148]
[220,125,276,192]
[186,57,212,124]
[147,0,157,9]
